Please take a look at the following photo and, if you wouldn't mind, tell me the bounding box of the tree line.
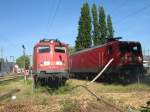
[16,56,30,69]
[75,3,114,51]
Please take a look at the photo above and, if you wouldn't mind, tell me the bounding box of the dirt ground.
[0,76,150,112]
[0,96,122,112]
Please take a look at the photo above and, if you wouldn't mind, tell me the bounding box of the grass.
[68,79,150,111]
[34,80,72,95]
[61,99,81,112]
[1,76,150,112]
[95,82,150,93]
[2,76,149,96]
[69,77,150,93]
[46,84,72,95]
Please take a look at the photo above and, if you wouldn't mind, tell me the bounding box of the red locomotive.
[33,39,69,86]
[69,38,144,83]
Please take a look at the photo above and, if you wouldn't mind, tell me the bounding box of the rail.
[0,75,23,82]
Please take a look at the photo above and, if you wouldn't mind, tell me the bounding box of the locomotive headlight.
[44,61,50,66]
[50,40,54,44]
[138,56,142,62]
[56,61,63,65]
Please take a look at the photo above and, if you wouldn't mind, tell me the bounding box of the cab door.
[108,45,113,60]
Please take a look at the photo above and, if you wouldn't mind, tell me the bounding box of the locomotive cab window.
[55,46,66,53]
[119,42,141,53]
[130,43,141,53]
[119,43,130,53]
[37,46,50,53]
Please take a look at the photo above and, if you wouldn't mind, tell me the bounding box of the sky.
[0,0,150,61]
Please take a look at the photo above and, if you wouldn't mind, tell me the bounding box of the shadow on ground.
[35,79,72,95]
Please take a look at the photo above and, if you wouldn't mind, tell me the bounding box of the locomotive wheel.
[33,75,38,88]
[136,67,144,84]
[62,78,67,85]
[58,77,62,86]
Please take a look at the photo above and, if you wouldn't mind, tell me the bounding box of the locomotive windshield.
[38,46,50,53]
[55,46,66,53]
[119,42,141,53]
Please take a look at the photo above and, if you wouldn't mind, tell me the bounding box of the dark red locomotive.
[69,38,144,83]
[33,39,69,86]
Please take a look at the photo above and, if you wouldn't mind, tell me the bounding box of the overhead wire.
[45,0,61,38]
[44,0,55,37]
[116,3,150,25]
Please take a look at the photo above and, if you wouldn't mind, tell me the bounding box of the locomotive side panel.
[70,44,114,74]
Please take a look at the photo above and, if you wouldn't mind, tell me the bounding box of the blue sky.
[0,0,150,61]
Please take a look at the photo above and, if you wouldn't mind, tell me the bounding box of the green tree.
[92,4,101,45]
[75,2,92,51]
[107,14,114,38]
[99,6,107,44]
[67,46,75,55]
[16,56,30,69]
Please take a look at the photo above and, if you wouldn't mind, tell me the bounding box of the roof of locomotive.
[34,39,67,47]
[70,40,141,56]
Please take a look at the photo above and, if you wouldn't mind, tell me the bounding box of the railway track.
[0,77,17,82]
[0,75,23,82]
